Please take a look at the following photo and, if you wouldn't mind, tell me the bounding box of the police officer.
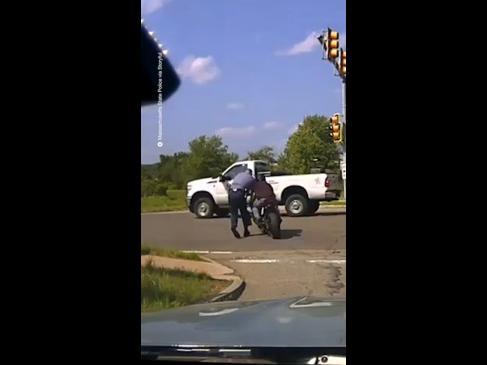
[225,169,256,238]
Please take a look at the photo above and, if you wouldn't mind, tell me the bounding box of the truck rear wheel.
[193,197,215,218]
[285,194,308,217]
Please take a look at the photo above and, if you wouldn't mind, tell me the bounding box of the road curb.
[201,256,246,302]
[209,277,246,302]
[141,210,188,215]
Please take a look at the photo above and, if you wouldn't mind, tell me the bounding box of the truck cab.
[214,160,270,206]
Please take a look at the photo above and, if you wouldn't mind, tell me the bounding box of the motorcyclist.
[251,173,281,225]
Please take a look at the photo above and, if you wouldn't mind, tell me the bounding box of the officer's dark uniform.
[227,171,256,238]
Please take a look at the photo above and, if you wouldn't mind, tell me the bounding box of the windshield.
[141,0,346,358]
[223,163,248,179]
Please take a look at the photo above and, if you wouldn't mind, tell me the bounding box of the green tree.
[245,146,276,163]
[141,163,159,180]
[141,179,168,197]
[158,152,190,188]
[279,115,340,174]
[182,135,239,181]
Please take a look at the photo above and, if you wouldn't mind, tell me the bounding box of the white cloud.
[176,55,221,84]
[226,102,244,110]
[141,0,171,15]
[263,121,283,130]
[213,121,296,157]
[216,121,284,139]
[216,126,257,138]
[276,32,320,56]
[288,124,299,135]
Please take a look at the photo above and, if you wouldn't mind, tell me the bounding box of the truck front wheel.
[193,197,215,218]
[285,194,308,217]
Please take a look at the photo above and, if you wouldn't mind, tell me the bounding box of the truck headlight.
[187,184,192,192]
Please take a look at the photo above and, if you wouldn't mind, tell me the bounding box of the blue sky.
[141,0,346,164]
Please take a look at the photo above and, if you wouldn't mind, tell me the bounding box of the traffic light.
[317,33,325,46]
[329,113,342,143]
[316,29,339,61]
[317,33,326,59]
[327,28,339,60]
[339,48,346,78]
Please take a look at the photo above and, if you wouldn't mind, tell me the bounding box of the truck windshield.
[223,164,248,179]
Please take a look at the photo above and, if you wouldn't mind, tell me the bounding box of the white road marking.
[181,250,233,254]
[231,259,279,263]
[306,259,346,264]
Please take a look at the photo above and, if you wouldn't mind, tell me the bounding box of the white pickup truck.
[186,160,341,218]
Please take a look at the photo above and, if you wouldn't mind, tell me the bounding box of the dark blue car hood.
[141,297,346,348]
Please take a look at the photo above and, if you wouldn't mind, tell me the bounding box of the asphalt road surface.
[141,207,346,300]
[141,207,345,252]
[206,249,346,301]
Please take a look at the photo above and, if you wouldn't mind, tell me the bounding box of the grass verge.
[142,189,186,213]
[141,245,204,261]
[141,262,228,312]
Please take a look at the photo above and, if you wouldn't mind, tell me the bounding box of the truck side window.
[223,164,248,180]
[255,162,270,176]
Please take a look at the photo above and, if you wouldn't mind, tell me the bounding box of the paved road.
[141,207,346,252]
[206,249,346,301]
[141,207,346,300]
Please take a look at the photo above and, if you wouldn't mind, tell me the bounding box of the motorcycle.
[248,197,282,239]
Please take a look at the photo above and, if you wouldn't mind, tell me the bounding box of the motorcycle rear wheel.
[267,211,281,239]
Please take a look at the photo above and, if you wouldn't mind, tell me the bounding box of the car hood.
[188,177,218,186]
[141,297,345,348]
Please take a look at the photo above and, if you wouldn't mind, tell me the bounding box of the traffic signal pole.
[341,80,346,200]
[317,28,346,201]
[338,47,346,201]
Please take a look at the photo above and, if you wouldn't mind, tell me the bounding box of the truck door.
[214,163,248,206]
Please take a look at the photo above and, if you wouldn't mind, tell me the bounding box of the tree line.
[141,115,341,197]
